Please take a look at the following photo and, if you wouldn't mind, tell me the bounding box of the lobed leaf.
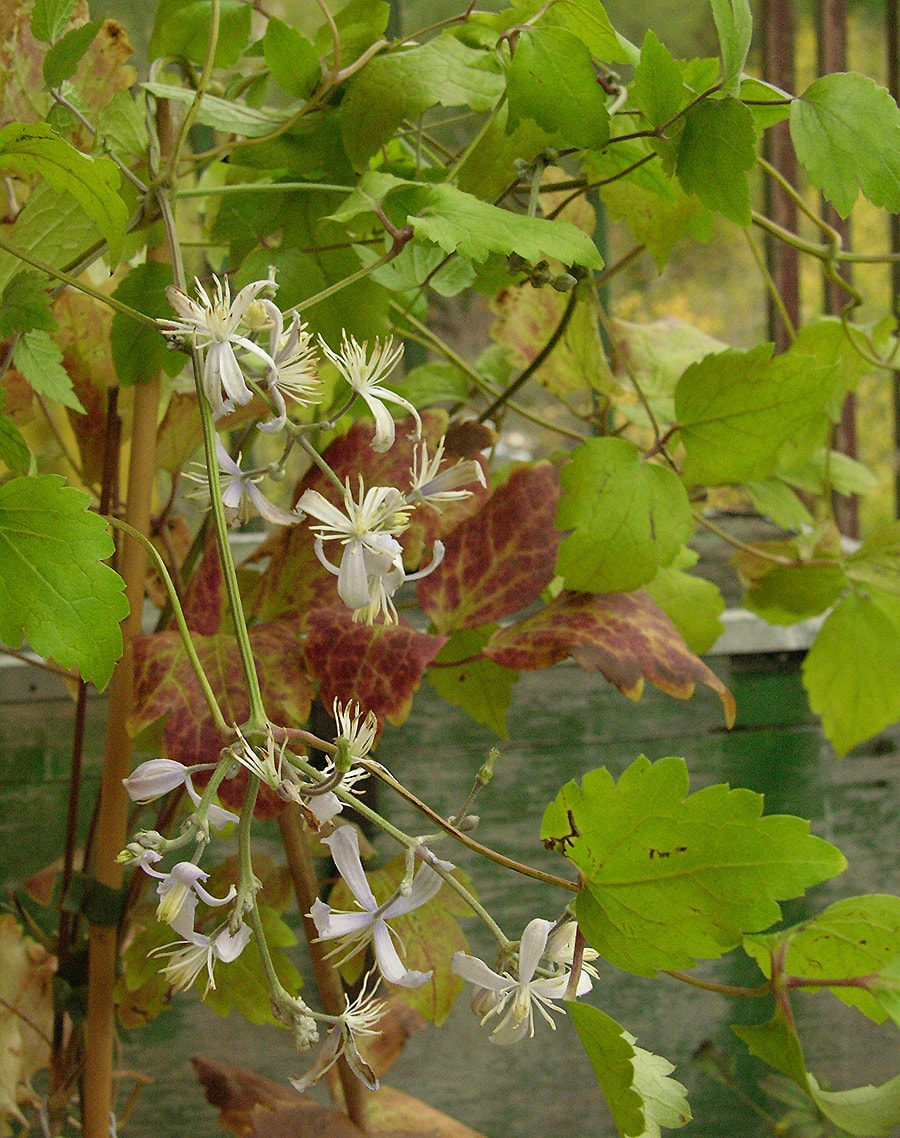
[675,96,756,226]
[426,625,519,738]
[12,329,84,412]
[0,475,127,689]
[541,756,846,975]
[148,0,251,67]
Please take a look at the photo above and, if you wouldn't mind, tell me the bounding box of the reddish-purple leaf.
[485,590,736,725]
[130,623,313,817]
[305,607,446,727]
[177,530,223,634]
[417,462,561,633]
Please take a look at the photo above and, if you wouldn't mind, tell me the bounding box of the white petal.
[451,951,511,993]
[517,918,555,984]
[372,920,431,988]
[361,392,398,453]
[295,489,353,532]
[309,899,373,940]
[337,540,372,611]
[211,921,253,963]
[383,863,446,918]
[322,826,377,911]
[246,483,301,527]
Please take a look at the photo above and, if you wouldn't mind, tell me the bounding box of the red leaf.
[485,590,736,726]
[305,608,446,727]
[130,623,313,818]
[177,530,223,634]
[417,462,561,633]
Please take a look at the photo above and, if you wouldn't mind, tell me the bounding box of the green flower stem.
[195,381,268,733]
[108,517,229,736]
[176,182,355,197]
[744,228,796,342]
[168,0,220,183]
[0,234,159,328]
[294,246,406,314]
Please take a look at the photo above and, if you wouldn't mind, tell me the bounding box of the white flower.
[545,920,600,981]
[227,726,285,789]
[319,332,420,452]
[452,918,593,1045]
[258,303,322,433]
[407,438,486,509]
[333,699,378,762]
[152,920,252,997]
[123,758,238,832]
[160,275,278,419]
[310,826,450,988]
[185,437,299,527]
[141,860,237,939]
[290,972,385,1093]
[296,479,443,624]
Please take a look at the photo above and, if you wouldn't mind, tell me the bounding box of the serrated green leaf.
[203,906,302,1024]
[555,437,693,593]
[360,240,476,298]
[644,550,725,655]
[0,123,126,264]
[390,361,471,408]
[413,182,603,268]
[31,0,78,43]
[96,90,149,158]
[0,272,56,337]
[427,626,518,737]
[676,343,836,486]
[0,182,102,296]
[746,479,814,531]
[802,590,900,755]
[809,1072,900,1138]
[709,0,752,96]
[507,27,610,150]
[569,1004,691,1138]
[544,0,632,63]
[341,36,504,169]
[676,96,756,225]
[110,262,187,386]
[0,415,32,477]
[541,756,846,976]
[316,0,390,67]
[733,1003,809,1086]
[634,31,684,127]
[606,317,728,405]
[149,0,251,67]
[740,77,792,130]
[263,17,321,100]
[141,82,296,138]
[744,895,900,1025]
[43,19,101,87]
[13,330,85,413]
[791,72,900,218]
[0,475,127,690]
[845,522,900,595]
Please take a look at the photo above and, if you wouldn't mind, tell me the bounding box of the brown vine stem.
[278,808,370,1129]
[665,970,770,998]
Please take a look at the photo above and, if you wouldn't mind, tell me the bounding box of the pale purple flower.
[123,758,238,831]
[452,918,593,1045]
[310,826,451,988]
[160,275,279,419]
[141,859,237,939]
[319,332,420,452]
[407,438,486,509]
[290,972,384,1093]
[258,303,321,433]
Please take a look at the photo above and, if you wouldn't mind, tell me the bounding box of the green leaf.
[341,36,504,169]
[0,475,127,690]
[809,1072,900,1138]
[733,1003,809,1086]
[96,90,149,158]
[390,361,471,408]
[746,478,814,531]
[802,590,900,755]
[845,521,900,595]
[141,82,296,138]
[744,895,900,1025]
[545,0,632,64]
[43,19,101,87]
[0,415,32,477]
[360,241,476,299]
[413,182,603,268]
[0,182,102,296]
[263,17,321,100]
[555,437,693,593]
[203,906,302,1024]
[0,123,126,264]
[13,331,85,413]
[634,31,684,127]
[541,755,846,976]
[506,27,610,150]
[427,626,518,738]
[149,0,252,67]
[743,562,848,626]
[709,0,752,96]
[0,271,56,337]
[569,1004,691,1138]
[644,549,725,656]
[791,72,900,218]
[675,96,757,225]
[110,263,187,386]
[316,0,390,68]
[31,0,78,43]
[740,77,791,130]
[676,343,836,486]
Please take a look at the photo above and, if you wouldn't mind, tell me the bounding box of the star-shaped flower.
[319,332,420,452]
[152,920,252,997]
[310,826,450,988]
[290,972,385,1093]
[452,918,593,1045]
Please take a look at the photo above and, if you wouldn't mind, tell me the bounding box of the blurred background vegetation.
[86,0,900,533]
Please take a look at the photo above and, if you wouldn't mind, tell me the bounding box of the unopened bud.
[455,813,480,833]
[551,272,578,293]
